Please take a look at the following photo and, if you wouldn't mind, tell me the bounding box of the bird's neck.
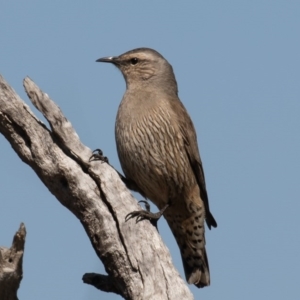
[120,86,171,119]
[126,76,178,98]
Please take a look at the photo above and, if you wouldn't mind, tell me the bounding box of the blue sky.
[1,1,299,299]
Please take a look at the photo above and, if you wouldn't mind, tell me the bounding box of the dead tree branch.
[0,75,193,299]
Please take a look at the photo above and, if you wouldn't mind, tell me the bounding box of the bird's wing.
[170,99,217,229]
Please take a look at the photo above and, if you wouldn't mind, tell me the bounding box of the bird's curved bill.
[96,56,116,63]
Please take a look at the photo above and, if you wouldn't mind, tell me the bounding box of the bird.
[95,48,217,288]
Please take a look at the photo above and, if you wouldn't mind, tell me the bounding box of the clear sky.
[1,2,299,299]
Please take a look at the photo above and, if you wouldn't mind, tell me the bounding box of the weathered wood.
[0,75,193,299]
[0,223,26,300]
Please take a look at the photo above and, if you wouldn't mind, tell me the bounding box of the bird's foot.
[89,149,109,163]
[89,149,144,194]
[125,201,169,228]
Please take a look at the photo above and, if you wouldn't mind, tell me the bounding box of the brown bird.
[96,48,217,288]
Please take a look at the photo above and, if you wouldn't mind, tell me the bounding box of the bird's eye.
[130,58,139,65]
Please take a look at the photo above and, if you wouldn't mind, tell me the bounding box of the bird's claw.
[138,200,151,212]
[125,210,160,227]
[89,149,109,163]
[125,203,169,228]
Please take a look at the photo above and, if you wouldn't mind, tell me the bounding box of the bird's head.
[96,48,178,94]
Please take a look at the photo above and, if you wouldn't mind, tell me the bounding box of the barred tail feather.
[182,247,210,288]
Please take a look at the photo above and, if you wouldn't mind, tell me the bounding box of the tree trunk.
[0,75,193,299]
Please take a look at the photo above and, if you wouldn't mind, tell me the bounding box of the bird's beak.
[96,56,117,63]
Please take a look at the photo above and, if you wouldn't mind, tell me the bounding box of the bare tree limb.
[0,75,193,299]
[83,273,120,294]
[0,223,26,300]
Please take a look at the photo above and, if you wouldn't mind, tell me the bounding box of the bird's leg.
[90,149,169,228]
[125,201,170,228]
[89,149,144,193]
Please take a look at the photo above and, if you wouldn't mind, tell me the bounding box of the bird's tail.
[181,245,210,288]
[166,210,210,288]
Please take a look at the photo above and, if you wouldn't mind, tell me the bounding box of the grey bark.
[0,223,26,300]
[0,75,193,299]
